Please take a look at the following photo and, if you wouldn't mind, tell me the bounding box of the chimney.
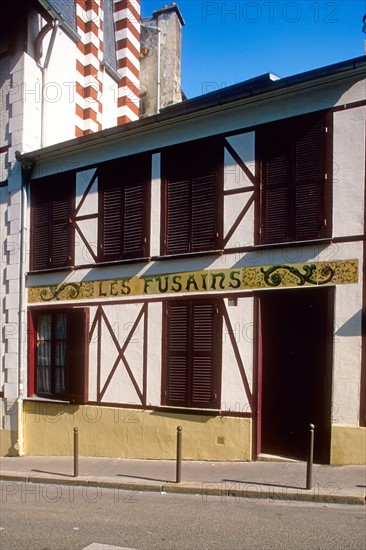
[140,3,185,117]
[114,0,141,125]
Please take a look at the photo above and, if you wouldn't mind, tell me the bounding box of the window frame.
[97,154,151,263]
[161,138,223,256]
[257,111,332,245]
[28,308,89,402]
[161,298,222,409]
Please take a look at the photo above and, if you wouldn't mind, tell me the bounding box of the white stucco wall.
[75,169,98,265]
[221,296,253,413]
[333,106,365,238]
[102,72,118,130]
[42,27,78,146]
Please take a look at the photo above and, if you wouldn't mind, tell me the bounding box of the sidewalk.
[0,455,365,505]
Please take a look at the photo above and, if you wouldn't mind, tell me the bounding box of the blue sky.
[141,0,366,98]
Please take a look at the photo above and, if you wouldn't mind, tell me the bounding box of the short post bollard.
[73,427,79,478]
[176,426,182,483]
[306,423,314,490]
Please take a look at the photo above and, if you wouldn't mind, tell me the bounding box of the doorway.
[257,287,334,463]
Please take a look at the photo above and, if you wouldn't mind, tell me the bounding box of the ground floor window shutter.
[165,300,221,408]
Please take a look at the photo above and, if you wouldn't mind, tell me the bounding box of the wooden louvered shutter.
[51,195,72,268]
[31,175,73,270]
[261,128,291,243]
[294,117,325,241]
[123,182,146,258]
[191,302,218,408]
[166,178,191,255]
[191,174,217,252]
[100,157,148,261]
[165,300,220,408]
[67,308,88,403]
[166,302,190,405]
[33,200,50,270]
[101,185,123,261]
[163,139,221,256]
[260,113,327,244]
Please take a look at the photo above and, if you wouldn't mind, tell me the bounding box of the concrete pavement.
[0,455,365,505]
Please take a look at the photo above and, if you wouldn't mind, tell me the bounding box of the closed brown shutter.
[165,300,221,408]
[166,179,191,255]
[67,309,88,403]
[260,113,326,244]
[31,174,73,270]
[294,118,324,241]
[191,174,216,252]
[99,155,149,261]
[191,302,217,407]
[166,302,190,405]
[163,139,221,255]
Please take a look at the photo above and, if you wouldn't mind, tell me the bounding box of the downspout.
[142,24,161,114]
[15,154,34,456]
[35,20,59,147]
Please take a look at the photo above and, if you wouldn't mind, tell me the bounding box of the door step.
[258,453,301,463]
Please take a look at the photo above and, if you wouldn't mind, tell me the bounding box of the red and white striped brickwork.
[114,0,140,124]
[75,0,104,136]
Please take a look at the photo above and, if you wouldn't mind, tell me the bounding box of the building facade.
[1,6,365,464]
[0,0,184,456]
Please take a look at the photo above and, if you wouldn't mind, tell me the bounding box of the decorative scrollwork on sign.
[40,283,81,301]
[317,265,335,285]
[260,264,335,287]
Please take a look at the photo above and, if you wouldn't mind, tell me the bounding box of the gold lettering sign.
[28,259,359,304]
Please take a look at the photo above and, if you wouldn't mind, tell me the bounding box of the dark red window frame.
[162,299,222,409]
[257,112,332,244]
[98,154,150,262]
[161,139,223,256]
[30,173,74,271]
[28,308,89,402]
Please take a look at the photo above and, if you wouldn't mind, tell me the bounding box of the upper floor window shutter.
[294,117,325,241]
[163,140,221,255]
[99,155,150,262]
[259,113,327,244]
[31,174,74,271]
[191,173,217,252]
[166,178,191,255]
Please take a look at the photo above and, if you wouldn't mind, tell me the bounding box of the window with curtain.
[30,309,87,401]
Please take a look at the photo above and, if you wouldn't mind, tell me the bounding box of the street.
[0,481,365,549]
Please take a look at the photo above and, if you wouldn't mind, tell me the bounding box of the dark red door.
[258,287,333,463]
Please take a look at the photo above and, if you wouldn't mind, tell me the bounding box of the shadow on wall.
[335,310,363,337]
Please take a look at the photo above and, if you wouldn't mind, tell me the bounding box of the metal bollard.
[73,427,79,478]
[176,426,182,483]
[306,423,314,490]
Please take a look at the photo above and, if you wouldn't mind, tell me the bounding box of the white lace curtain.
[37,313,67,394]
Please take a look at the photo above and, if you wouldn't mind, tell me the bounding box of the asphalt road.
[0,481,365,550]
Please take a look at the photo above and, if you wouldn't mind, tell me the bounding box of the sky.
[141,0,366,99]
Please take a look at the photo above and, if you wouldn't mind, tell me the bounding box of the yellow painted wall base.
[330,425,366,464]
[23,402,252,461]
[0,429,18,456]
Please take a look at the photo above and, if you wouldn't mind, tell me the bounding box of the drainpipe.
[141,24,161,114]
[15,154,34,456]
[35,20,59,147]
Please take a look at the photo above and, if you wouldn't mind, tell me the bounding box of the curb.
[1,472,364,505]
